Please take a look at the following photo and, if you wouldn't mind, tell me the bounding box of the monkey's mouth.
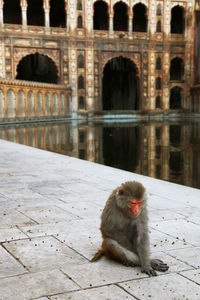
[129,199,142,216]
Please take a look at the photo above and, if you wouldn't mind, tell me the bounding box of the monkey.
[91,181,169,276]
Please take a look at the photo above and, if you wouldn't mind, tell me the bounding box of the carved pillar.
[128,14,133,35]
[164,0,171,37]
[148,48,156,110]
[44,0,50,28]
[20,0,27,28]
[86,43,94,111]
[163,47,170,110]
[149,0,156,35]
[68,0,76,32]
[109,5,113,34]
[0,0,3,26]
[65,0,69,30]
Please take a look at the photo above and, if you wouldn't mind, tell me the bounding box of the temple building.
[0,0,199,122]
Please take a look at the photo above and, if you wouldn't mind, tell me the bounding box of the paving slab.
[3,236,87,272]
[0,269,79,300]
[50,285,136,299]
[0,139,200,299]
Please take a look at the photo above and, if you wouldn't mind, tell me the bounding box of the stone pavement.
[0,139,200,300]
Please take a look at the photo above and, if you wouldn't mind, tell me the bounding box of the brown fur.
[91,181,169,276]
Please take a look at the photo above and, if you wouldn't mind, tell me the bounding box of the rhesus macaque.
[91,181,169,276]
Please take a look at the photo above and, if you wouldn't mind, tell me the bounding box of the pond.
[0,120,199,189]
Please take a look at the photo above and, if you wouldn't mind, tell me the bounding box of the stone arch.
[171,5,185,34]
[27,91,34,117]
[114,1,128,31]
[17,90,25,117]
[50,0,66,27]
[170,57,184,80]
[0,89,4,118]
[16,53,58,84]
[133,3,148,32]
[170,86,183,109]
[27,0,44,26]
[52,93,58,115]
[3,0,22,24]
[93,0,109,30]
[102,56,140,110]
[36,92,43,116]
[6,89,15,118]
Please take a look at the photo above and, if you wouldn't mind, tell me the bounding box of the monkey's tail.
[90,249,104,262]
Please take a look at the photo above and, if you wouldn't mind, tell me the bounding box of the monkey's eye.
[118,189,124,195]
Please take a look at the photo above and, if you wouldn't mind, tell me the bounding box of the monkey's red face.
[129,199,143,216]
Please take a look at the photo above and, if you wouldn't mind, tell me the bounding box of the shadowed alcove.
[114,2,128,31]
[93,0,109,30]
[50,0,66,27]
[171,6,185,34]
[102,56,139,110]
[16,53,58,84]
[133,3,147,32]
[3,0,22,24]
[170,57,184,80]
[27,0,44,26]
[170,86,183,109]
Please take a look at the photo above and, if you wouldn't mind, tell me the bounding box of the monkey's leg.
[151,259,169,272]
[102,238,140,267]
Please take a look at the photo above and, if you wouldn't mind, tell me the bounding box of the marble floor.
[0,139,199,300]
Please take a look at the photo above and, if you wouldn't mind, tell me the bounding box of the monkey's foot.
[141,267,157,277]
[151,259,169,272]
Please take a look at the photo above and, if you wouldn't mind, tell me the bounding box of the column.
[0,0,3,26]
[109,15,113,34]
[44,0,50,28]
[128,15,133,35]
[65,0,69,31]
[20,0,27,28]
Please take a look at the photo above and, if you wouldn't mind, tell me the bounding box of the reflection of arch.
[17,90,25,117]
[7,89,15,118]
[114,2,128,31]
[102,56,140,110]
[133,3,147,32]
[170,86,183,109]
[156,96,161,108]
[16,53,58,84]
[170,57,184,80]
[171,6,185,34]
[93,0,109,30]
[170,151,183,173]
[27,0,44,26]
[0,89,4,118]
[50,0,66,27]
[78,96,85,109]
[3,0,21,24]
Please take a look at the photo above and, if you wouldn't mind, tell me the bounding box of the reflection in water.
[0,121,200,189]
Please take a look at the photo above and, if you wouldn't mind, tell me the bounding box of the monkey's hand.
[141,267,157,277]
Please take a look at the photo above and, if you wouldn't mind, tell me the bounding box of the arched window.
[170,86,182,109]
[171,6,185,34]
[78,54,84,68]
[93,0,109,30]
[16,53,58,84]
[78,76,84,89]
[156,57,161,70]
[114,2,128,31]
[170,57,184,80]
[156,96,161,108]
[50,0,66,27]
[156,20,162,32]
[27,0,44,26]
[133,3,147,32]
[3,0,22,24]
[157,3,162,16]
[78,96,85,109]
[156,77,161,90]
[77,0,82,10]
[77,15,83,28]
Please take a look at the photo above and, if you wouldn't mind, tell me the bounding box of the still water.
[0,120,200,189]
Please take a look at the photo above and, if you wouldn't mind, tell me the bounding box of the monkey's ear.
[118,189,124,195]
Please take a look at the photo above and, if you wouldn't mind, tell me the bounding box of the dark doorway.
[3,0,22,24]
[103,126,139,172]
[170,57,184,80]
[114,2,128,31]
[93,0,109,30]
[102,56,139,110]
[133,3,147,32]
[77,15,83,28]
[27,0,44,26]
[170,86,182,109]
[50,0,66,27]
[171,6,185,34]
[170,125,181,146]
[16,53,58,84]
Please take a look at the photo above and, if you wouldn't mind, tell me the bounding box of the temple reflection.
[0,121,199,189]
